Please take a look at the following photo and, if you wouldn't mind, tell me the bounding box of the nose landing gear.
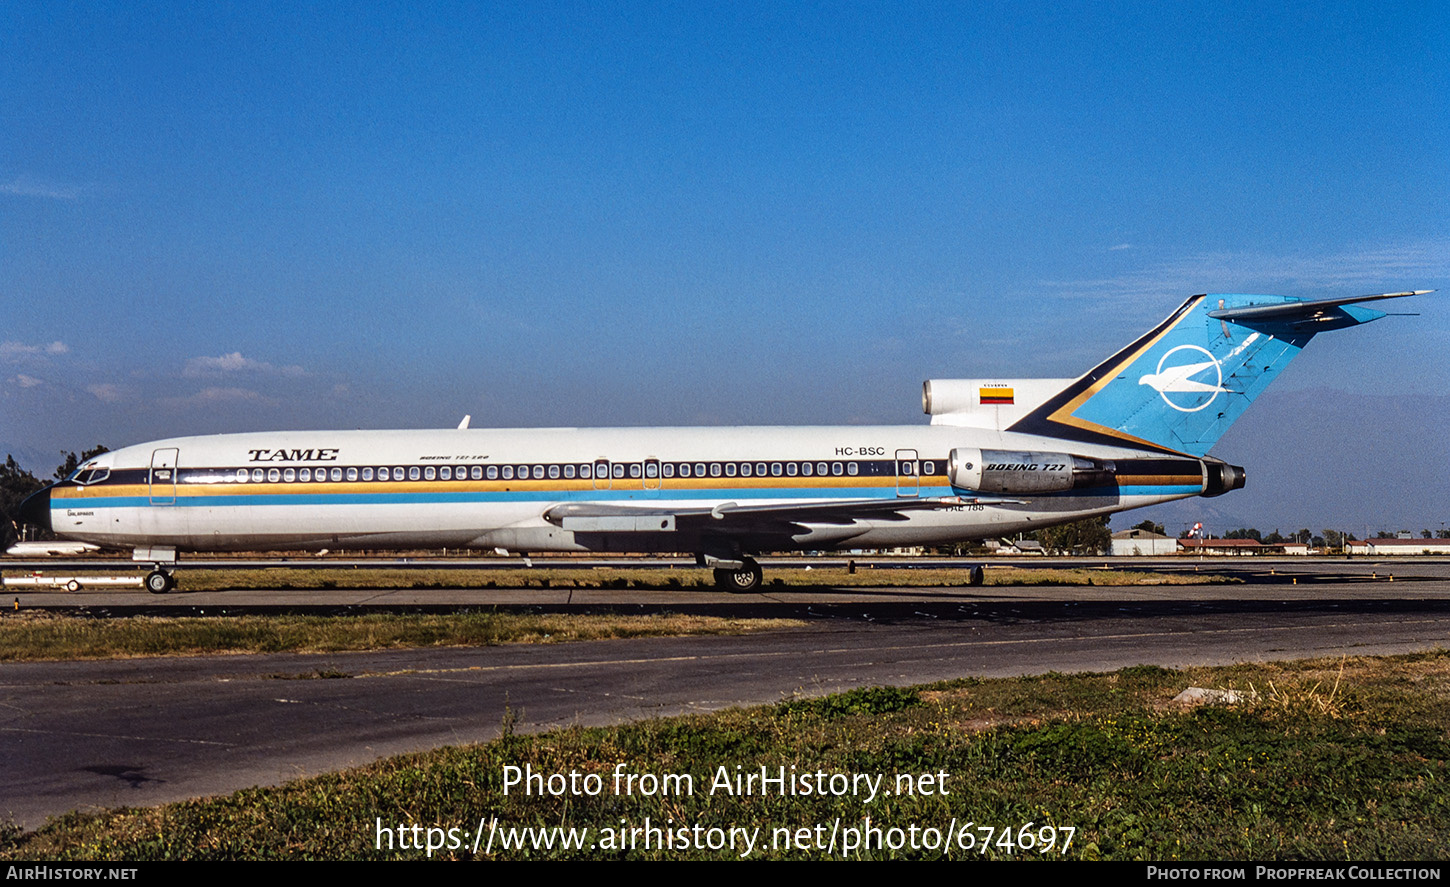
[145,568,175,594]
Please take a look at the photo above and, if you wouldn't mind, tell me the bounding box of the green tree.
[1,455,43,551]
[1033,515,1112,555]
[1132,519,1165,536]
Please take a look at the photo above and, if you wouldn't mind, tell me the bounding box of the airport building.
[1176,538,1265,556]
[1110,529,1177,556]
[1345,538,1450,556]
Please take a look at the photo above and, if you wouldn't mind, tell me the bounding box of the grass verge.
[0,612,805,661]
[4,652,1447,860]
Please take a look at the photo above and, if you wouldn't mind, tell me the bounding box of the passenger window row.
[223,460,937,484]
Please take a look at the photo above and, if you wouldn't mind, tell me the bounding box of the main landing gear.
[706,557,980,591]
[712,557,763,593]
[145,567,175,594]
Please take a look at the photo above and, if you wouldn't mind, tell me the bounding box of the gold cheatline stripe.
[53,475,947,499]
[1046,297,1202,453]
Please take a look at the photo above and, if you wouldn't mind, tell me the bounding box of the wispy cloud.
[0,176,82,200]
[0,340,70,362]
[1040,238,1450,304]
[183,352,305,378]
[12,374,44,388]
[86,383,125,403]
[161,386,278,409]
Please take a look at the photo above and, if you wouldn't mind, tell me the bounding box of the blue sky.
[3,2,1447,532]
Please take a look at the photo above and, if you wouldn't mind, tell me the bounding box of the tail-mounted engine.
[948,447,1116,494]
[1202,461,1246,497]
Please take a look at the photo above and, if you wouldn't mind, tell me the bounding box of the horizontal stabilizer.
[1207,291,1431,323]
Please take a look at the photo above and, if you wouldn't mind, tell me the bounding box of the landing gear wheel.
[65,579,81,592]
[713,558,763,593]
[968,565,984,586]
[145,569,174,595]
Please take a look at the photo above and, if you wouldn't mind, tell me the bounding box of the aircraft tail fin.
[1009,291,1428,456]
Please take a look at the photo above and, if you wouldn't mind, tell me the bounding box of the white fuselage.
[45,424,1210,556]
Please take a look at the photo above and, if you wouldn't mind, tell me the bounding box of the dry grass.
[0,611,805,661]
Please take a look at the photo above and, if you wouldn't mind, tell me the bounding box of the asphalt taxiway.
[3,559,1449,829]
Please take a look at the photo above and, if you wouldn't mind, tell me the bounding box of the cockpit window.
[71,465,110,485]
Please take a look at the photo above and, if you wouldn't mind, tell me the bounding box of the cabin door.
[643,458,662,498]
[149,448,179,505]
[894,448,919,498]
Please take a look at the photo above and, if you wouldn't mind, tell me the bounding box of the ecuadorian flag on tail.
[978,386,1014,405]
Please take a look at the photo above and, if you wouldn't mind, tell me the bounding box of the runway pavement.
[3,559,1450,830]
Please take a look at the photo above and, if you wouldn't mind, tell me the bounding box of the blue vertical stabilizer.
[1010,291,1426,456]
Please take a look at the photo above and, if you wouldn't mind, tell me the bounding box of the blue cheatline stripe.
[1117,485,1201,496]
[51,481,1200,510]
[55,485,958,509]
[53,483,1198,512]
[1028,484,1201,498]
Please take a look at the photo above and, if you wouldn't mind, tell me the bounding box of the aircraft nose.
[17,486,52,534]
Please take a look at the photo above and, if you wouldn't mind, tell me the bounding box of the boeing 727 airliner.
[17,291,1428,593]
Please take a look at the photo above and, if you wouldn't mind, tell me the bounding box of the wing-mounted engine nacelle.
[948,447,1116,494]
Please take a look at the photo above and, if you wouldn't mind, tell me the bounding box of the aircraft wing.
[543,495,1022,533]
